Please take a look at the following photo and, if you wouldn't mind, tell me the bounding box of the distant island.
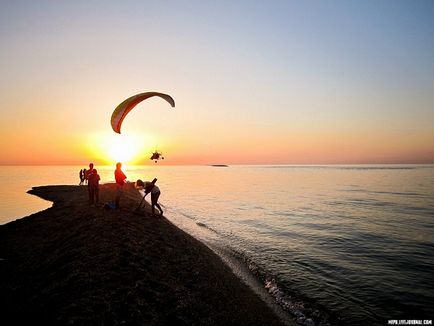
[210,164,229,167]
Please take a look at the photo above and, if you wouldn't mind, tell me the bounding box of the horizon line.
[1,162,433,167]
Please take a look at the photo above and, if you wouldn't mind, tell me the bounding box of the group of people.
[80,163,101,206]
[79,162,163,216]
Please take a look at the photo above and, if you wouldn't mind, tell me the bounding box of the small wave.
[328,198,434,217]
[369,190,431,198]
[238,205,265,211]
[258,165,431,171]
[195,221,219,234]
[233,251,340,326]
[334,166,418,170]
[178,211,197,220]
[341,188,431,199]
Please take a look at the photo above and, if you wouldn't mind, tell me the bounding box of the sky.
[1,0,433,165]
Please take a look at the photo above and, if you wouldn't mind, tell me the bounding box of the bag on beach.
[104,201,116,210]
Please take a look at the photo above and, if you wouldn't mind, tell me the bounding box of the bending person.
[147,182,163,216]
[136,179,163,216]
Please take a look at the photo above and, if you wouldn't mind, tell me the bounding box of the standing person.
[114,162,127,209]
[79,169,84,185]
[85,163,95,197]
[88,168,100,206]
[83,168,87,185]
[85,163,94,182]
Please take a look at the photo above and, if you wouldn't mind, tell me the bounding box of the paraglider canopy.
[111,92,175,134]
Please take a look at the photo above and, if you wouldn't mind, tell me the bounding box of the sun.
[107,135,139,163]
[89,132,155,165]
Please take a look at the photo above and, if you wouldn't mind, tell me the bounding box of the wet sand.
[0,183,287,325]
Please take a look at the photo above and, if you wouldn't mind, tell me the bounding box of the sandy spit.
[0,183,287,325]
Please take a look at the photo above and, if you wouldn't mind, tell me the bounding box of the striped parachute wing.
[111,92,175,134]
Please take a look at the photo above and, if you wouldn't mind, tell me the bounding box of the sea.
[0,165,433,325]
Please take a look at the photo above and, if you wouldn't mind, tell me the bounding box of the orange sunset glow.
[0,1,433,165]
[1,2,434,325]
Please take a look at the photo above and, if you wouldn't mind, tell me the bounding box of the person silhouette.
[85,163,94,182]
[136,178,163,216]
[85,163,95,198]
[147,181,163,216]
[114,162,127,209]
[82,168,87,184]
[79,169,84,185]
[88,168,100,205]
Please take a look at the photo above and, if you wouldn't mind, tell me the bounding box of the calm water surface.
[1,165,433,325]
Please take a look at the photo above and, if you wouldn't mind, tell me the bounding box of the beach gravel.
[0,183,286,325]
